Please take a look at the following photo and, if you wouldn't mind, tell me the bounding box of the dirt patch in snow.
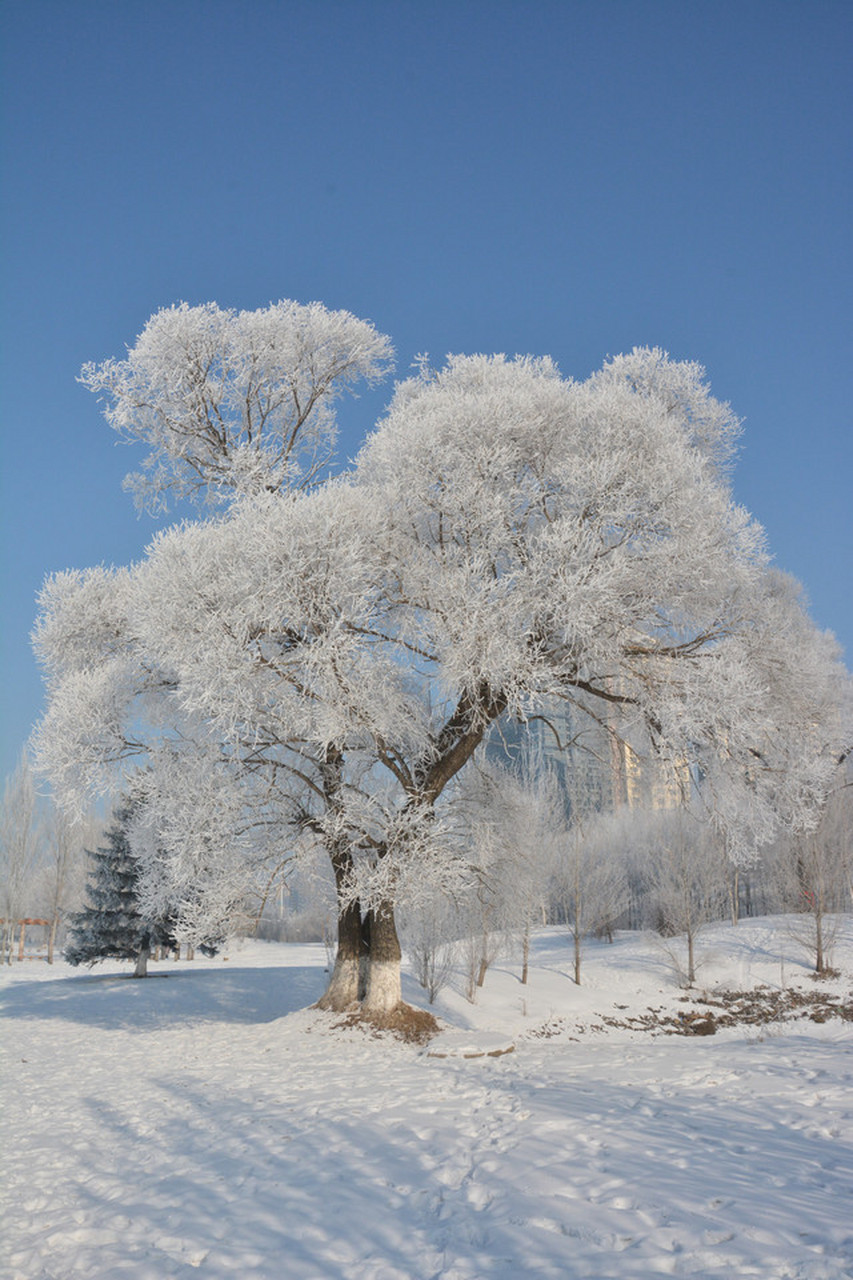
[666,985,853,1035]
[525,984,853,1040]
[333,1001,441,1044]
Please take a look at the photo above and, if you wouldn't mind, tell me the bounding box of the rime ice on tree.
[34,313,853,1022]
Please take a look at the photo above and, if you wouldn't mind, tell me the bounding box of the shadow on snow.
[0,962,328,1031]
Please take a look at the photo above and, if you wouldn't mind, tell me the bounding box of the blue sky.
[1,0,850,784]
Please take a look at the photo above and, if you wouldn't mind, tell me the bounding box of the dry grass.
[333,1002,441,1045]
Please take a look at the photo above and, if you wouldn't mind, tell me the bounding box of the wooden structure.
[1,917,51,962]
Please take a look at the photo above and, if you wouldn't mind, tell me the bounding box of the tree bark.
[133,944,150,978]
[315,746,365,1011]
[317,894,362,1010]
[358,910,372,1001]
[476,954,489,988]
[730,866,740,926]
[362,900,402,1017]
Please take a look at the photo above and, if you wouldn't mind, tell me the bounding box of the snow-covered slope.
[2,917,851,1279]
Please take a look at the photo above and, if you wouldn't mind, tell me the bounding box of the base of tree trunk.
[335,1000,439,1045]
[315,954,360,1011]
[362,957,403,1017]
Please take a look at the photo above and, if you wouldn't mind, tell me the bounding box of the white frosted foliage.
[79,300,394,509]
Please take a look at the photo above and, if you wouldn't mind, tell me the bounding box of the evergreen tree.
[65,805,174,977]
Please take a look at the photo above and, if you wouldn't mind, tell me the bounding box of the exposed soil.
[525,982,853,1040]
[333,1001,441,1045]
[662,984,853,1036]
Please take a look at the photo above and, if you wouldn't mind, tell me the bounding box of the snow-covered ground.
[2,917,852,1280]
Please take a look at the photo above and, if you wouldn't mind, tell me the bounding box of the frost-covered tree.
[0,753,99,963]
[553,804,631,986]
[639,807,728,986]
[34,334,853,1024]
[400,894,458,1004]
[454,753,564,986]
[0,751,43,961]
[37,804,100,963]
[65,805,176,977]
[774,762,852,973]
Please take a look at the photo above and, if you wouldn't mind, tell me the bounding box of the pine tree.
[65,805,174,977]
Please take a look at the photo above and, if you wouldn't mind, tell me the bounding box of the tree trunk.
[362,901,402,1018]
[730,866,740,926]
[315,748,366,1011]
[134,944,150,978]
[316,831,365,1011]
[316,896,362,1011]
[48,916,58,965]
[814,906,824,974]
[521,926,530,985]
[358,910,372,1001]
[572,867,582,983]
[476,917,491,987]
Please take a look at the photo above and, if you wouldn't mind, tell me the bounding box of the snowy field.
[2,917,852,1280]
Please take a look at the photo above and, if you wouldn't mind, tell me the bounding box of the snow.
[2,917,852,1280]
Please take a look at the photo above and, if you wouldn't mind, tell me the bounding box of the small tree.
[642,807,727,986]
[492,759,564,985]
[38,805,99,962]
[445,756,556,994]
[400,895,457,1004]
[0,751,43,962]
[65,806,175,977]
[554,805,631,985]
[777,770,852,974]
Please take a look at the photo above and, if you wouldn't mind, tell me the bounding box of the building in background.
[488,692,692,817]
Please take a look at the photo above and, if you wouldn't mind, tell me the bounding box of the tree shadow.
[0,962,327,1032]
[35,1037,853,1280]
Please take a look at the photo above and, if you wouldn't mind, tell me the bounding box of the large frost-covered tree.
[33,317,853,1024]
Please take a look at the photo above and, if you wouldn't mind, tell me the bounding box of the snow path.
[2,924,852,1279]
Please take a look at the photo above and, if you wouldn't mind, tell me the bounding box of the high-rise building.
[487,692,691,817]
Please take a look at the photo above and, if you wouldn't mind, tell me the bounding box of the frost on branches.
[32,307,853,1025]
[79,299,394,510]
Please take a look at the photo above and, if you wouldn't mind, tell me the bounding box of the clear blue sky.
[1,0,850,784]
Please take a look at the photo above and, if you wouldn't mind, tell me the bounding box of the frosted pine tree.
[65,806,174,977]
